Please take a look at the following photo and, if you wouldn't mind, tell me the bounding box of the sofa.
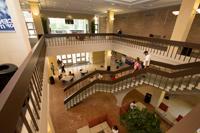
[155,102,183,126]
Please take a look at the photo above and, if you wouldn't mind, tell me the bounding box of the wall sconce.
[107,51,112,57]
[172,11,179,16]
[32,10,39,16]
[110,16,114,21]
[196,9,200,14]
[172,8,200,16]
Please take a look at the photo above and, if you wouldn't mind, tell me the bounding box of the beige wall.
[99,16,106,33]
[0,0,31,66]
[114,6,178,39]
[92,51,105,64]
[136,85,163,107]
[114,5,200,43]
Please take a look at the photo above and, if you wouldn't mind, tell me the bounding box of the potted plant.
[120,108,162,133]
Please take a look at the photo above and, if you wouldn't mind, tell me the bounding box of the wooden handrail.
[64,67,200,104]
[0,36,46,133]
[45,33,200,49]
[64,60,200,92]
[113,34,200,49]
[151,60,200,69]
[64,66,133,91]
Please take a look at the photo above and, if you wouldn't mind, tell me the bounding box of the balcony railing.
[45,33,200,63]
[0,36,46,133]
[0,33,200,133]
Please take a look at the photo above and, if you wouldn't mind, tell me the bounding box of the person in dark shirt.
[117,29,122,35]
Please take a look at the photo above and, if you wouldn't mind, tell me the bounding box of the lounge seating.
[155,102,183,126]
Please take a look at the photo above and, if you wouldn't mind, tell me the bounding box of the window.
[56,55,61,60]
[77,53,80,57]
[63,60,67,63]
[86,52,89,62]
[82,58,85,61]
[22,11,37,38]
[77,58,80,62]
[67,54,72,58]
[81,53,85,56]
[49,18,89,34]
[62,55,66,59]
[68,59,72,63]
[56,52,90,65]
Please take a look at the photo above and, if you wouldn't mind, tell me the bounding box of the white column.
[0,0,31,66]
[169,0,200,57]
[171,0,200,41]
[156,91,166,107]
[29,1,44,35]
[104,50,112,68]
[106,10,114,33]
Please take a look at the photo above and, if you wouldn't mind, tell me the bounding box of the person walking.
[61,63,65,73]
[50,62,55,75]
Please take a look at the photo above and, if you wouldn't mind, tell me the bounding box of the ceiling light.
[111,3,115,5]
[172,8,200,16]
[196,9,200,14]
[67,15,72,19]
[172,11,179,16]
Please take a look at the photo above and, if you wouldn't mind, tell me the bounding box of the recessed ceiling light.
[196,9,200,14]
[172,11,179,16]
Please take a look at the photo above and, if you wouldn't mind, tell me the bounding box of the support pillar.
[106,10,114,33]
[156,91,166,107]
[29,2,44,36]
[104,50,112,69]
[168,0,200,58]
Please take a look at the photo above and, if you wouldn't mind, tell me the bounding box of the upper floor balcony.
[0,33,200,133]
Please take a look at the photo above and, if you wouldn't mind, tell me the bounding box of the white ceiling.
[20,0,182,15]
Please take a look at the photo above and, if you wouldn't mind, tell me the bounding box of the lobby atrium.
[0,0,200,133]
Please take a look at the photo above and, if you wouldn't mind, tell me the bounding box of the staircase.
[64,63,200,109]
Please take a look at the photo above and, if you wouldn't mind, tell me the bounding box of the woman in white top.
[143,51,151,68]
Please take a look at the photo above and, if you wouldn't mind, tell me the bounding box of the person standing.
[50,62,55,75]
[117,29,122,35]
[143,51,151,68]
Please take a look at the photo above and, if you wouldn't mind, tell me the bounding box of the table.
[61,75,73,82]
[81,70,88,74]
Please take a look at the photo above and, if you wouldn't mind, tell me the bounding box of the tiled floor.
[49,77,171,133]
[49,79,126,133]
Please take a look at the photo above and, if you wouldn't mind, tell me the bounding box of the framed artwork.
[0,0,15,32]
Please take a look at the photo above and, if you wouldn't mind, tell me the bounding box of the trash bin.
[49,76,55,84]
[0,64,18,93]
[144,93,152,103]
